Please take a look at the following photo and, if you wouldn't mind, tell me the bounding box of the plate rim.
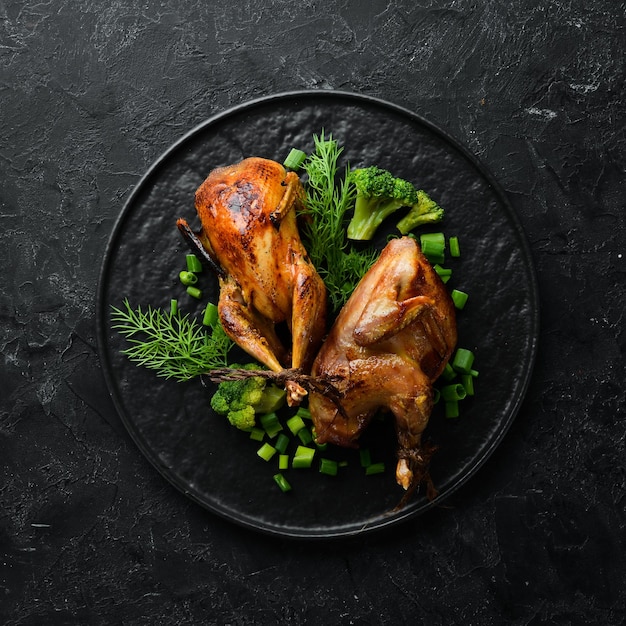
[96,89,540,540]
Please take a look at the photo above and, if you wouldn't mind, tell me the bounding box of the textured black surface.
[98,92,539,538]
[2,0,625,623]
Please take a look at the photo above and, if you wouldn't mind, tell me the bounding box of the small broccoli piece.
[225,405,256,430]
[210,364,286,430]
[396,189,445,235]
[347,166,420,240]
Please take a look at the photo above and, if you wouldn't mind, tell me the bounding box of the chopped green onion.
[420,240,445,265]
[286,414,306,435]
[312,427,328,451]
[461,373,475,396]
[441,363,457,381]
[170,299,178,316]
[451,289,469,310]
[278,454,289,470]
[202,303,219,327]
[433,388,441,404]
[359,448,372,467]
[452,348,475,374]
[449,236,460,258]
[319,458,338,476]
[296,406,312,420]
[470,369,479,378]
[186,254,203,273]
[433,264,452,277]
[257,442,277,462]
[274,432,290,454]
[179,270,198,286]
[441,383,467,402]
[249,427,264,442]
[283,148,308,171]
[445,400,460,418]
[273,473,292,492]
[365,462,385,475]
[260,412,282,438]
[420,232,445,247]
[338,460,349,468]
[292,445,315,468]
[297,427,313,445]
[186,286,202,299]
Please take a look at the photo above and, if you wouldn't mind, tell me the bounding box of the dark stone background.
[1,1,624,624]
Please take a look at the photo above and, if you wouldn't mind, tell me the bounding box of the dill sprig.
[300,131,378,312]
[111,299,234,381]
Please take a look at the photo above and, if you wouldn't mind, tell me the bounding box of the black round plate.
[96,91,539,539]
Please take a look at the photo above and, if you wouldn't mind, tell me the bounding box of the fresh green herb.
[110,299,233,381]
[300,132,378,312]
[186,254,203,273]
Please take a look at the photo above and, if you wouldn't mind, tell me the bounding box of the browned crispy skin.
[179,157,327,404]
[308,236,457,500]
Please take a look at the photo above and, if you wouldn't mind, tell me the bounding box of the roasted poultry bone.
[309,236,457,503]
[177,157,327,405]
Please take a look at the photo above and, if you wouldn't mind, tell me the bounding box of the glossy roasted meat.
[308,236,457,502]
[177,157,327,404]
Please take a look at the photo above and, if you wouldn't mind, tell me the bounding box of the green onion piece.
[441,363,457,381]
[319,458,338,476]
[179,270,198,286]
[338,460,349,468]
[292,445,315,468]
[312,427,328,451]
[451,289,469,310]
[249,427,264,442]
[273,473,292,492]
[359,448,372,467]
[470,369,479,377]
[283,148,308,171]
[296,406,312,420]
[202,303,219,327]
[441,383,467,402]
[452,348,475,374]
[286,414,306,435]
[365,462,385,475]
[445,400,460,418]
[449,236,460,258]
[297,427,313,445]
[461,373,475,396]
[433,388,441,404]
[186,254,203,273]
[420,232,445,247]
[433,264,452,277]
[257,442,277,462]
[274,432,290,454]
[278,454,289,470]
[170,299,178,316]
[420,240,445,265]
[186,286,202,299]
[260,412,282,438]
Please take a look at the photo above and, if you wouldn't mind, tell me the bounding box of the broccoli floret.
[347,166,420,240]
[210,364,286,431]
[396,189,445,235]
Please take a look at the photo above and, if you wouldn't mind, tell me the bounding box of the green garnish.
[300,132,378,312]
[110,299,233,381]
[283,147,308,171]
